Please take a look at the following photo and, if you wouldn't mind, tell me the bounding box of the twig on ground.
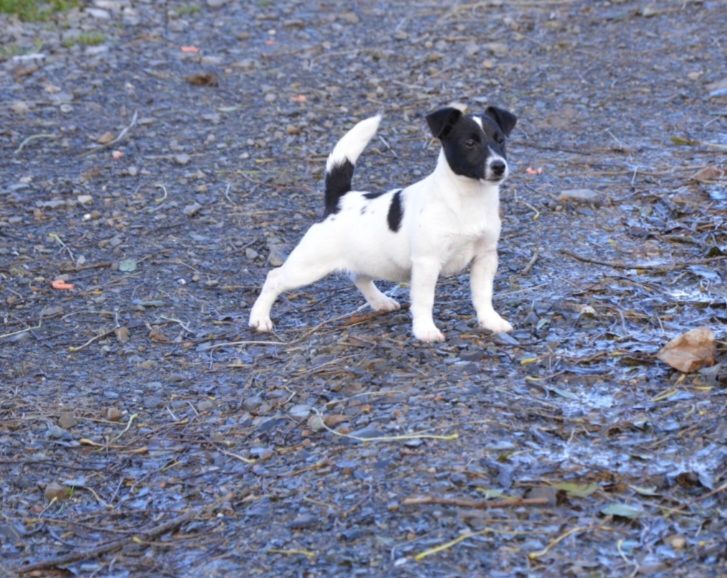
[68,327,117,352]
[268,548,316,560]
[111,413,138,442]
[517,199,541,221]
[402,495,549,510]
[217,448,256,465]
[224,182,233,203]
[15,496,230,574]
[562,250,726,272]
[312,409,458,443]
[413,526,531,562]
[521,248,540,275]
[14,133,56,155]
[208,338,289,350]
[0,320,42,341]
[49,233,75,263]
[528,525,587,560]
[159,315,192,333]
[82,110,138,156]
[155,183,168,204]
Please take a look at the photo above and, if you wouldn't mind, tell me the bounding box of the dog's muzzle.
[486,159,508,182]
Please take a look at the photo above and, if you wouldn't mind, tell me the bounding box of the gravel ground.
[1,1,726,576]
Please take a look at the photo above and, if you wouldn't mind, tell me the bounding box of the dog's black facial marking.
[387,189,404,232]
[433,108,517,181]
[438,115,491,180]
[324,159,354,216]
[479,115,508,158]
[484,106,517,137]
[426,107,463,139]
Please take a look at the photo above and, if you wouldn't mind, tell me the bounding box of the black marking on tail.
[324,159,354,216]
[387,189,404,232]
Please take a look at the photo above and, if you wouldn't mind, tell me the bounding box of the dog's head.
[426,105,517,183]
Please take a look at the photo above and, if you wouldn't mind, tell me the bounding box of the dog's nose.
[490,160,506,176]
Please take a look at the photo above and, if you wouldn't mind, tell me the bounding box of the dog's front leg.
[471,248,512,333]
[410,257,445,342]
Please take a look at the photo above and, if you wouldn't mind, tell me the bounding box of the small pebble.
[174,153,191,166]
[44,482,70,502]
[558,188,604,205]
[289,404,312,419]
[183,202,202,217]
[106,407,123,421]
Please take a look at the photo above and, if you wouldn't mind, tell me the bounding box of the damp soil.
[1,1,726,576]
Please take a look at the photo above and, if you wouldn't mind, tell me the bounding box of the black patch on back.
[363,191,386,200]
[387,190,404,232]
[324,159,354,216]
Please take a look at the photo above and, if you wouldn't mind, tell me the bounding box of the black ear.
[485,106,517,137]
[426,107,462,139]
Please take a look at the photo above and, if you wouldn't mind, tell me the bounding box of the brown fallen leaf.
[657,326,716,373]
[58,411,77,429]
[44,482,71,502]
[106,407,123,421]
[324,414,349,427]
[97,131,115,145]
[148,325,170,343]
[690,166,724,183]
[185,72,219,87]
[13,64,40,80]
[114,326,130,343]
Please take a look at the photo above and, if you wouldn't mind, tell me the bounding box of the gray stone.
[86,8,111,19]
[288,404,312,419]
[266,243,287,267]
[183,202,202,217]
[558,189,604,205]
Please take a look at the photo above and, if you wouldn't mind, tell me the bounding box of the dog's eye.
[465,138,476,148]
[495,134,505,144]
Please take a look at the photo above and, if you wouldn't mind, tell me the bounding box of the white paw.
[249,313,274,332]
[413,323,445,343]
[479,313,512,334]
[371,296,401,312]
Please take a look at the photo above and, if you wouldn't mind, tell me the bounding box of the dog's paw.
[371,296,401,312]
[413,323,445,343]
[249,314,274,333]
[478,313,512,334]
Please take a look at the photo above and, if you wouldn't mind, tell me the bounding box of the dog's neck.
[431,150,500,199]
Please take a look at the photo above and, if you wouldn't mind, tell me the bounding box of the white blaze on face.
[473,115,508,180]
[486,147,508,180]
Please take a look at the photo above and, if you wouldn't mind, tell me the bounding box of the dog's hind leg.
[351,274,400,312]
[249,226,340,332]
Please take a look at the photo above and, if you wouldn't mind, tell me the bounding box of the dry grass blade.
[528,526,586,560]
[312,409,458,443]
[562,250,726,272]
[15,495,232,574]
[402,495,550,510]
[414,527,531,562]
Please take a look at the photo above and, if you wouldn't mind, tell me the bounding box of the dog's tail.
[324,114,381,216]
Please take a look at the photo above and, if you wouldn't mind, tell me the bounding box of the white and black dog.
[249,104,517,342]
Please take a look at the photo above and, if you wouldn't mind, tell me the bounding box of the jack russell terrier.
[249,104,517,342]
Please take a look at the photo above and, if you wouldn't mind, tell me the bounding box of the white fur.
[249,115,512,342]
[325,114,381,172]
